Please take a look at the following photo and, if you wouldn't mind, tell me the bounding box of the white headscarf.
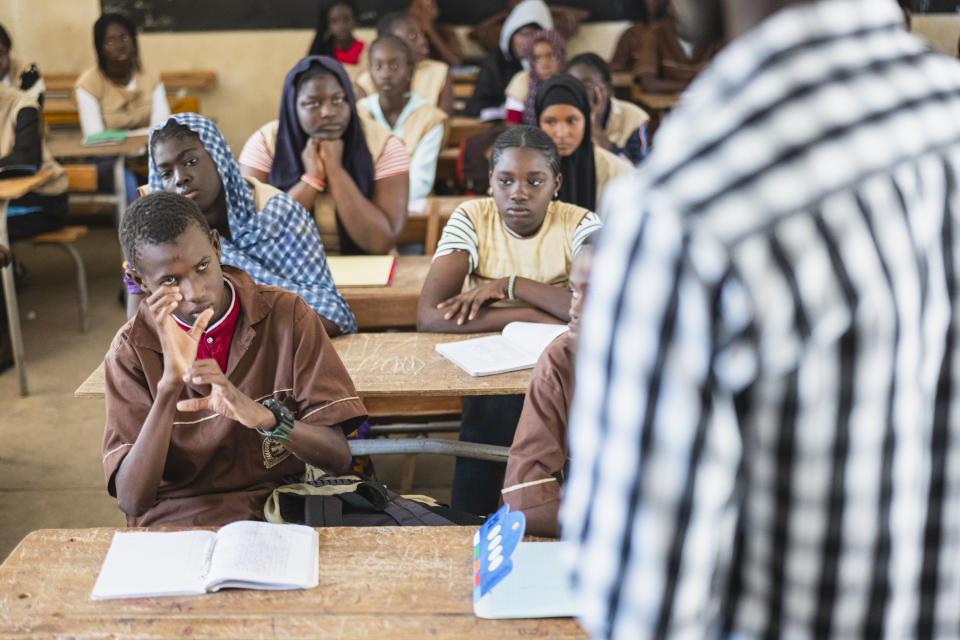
[499,0,554,60]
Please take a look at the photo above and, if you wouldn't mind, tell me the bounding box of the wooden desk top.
[0,527,585,639]
[0,169,53,200]
[76,332,534,399]
[47,133,150,159]
[339,255,429,329]
[632,90,682,111]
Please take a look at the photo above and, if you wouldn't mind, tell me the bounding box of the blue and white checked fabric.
[562,1,960,638]
[147,113,357,334]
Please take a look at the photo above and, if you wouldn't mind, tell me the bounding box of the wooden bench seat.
[43,70,217,94]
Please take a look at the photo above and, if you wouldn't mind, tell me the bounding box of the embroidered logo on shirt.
[262,437,291,469]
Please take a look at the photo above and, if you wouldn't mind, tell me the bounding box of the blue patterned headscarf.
[147,112,357,334]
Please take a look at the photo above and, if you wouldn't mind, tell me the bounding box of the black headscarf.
[534,74,595,210]
[269,55,374,254]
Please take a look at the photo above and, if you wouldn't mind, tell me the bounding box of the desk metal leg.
[0,200,27,396]
[113,155,127,224]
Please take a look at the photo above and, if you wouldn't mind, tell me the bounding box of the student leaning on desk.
[103,192,366,527]
[417,125,601,516]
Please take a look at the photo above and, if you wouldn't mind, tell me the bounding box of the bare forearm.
[287,180,320,212]
[114,381,181,516]
[281,421,353,474]
[513,278,572,322]
[638,74,687,94]
[326,167,400,253]
[418,304,559,333]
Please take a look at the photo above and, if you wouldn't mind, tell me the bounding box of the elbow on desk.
[117,494,152,519]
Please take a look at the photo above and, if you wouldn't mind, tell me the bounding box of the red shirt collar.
[173,279,240,373]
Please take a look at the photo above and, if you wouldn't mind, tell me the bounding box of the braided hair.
[489,125,561,177]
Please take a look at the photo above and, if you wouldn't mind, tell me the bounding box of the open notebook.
[473,504,579,619]
[90,521,319,600]
[436,322,569,376]
[327,255,397,287]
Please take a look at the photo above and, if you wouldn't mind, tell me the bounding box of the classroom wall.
[1,0,957,152]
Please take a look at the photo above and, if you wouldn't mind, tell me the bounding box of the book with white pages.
[435,321,569,377]
[90,520,319,600]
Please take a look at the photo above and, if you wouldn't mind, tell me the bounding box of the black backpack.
[265,475,483,527]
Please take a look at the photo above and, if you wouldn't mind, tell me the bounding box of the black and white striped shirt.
[561,1,960,638]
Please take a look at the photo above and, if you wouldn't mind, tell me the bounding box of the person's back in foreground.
[562,0,960,637]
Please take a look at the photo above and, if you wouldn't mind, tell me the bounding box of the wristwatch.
[256,398,295,441]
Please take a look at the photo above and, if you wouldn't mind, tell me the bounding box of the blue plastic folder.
[472,504,580,619]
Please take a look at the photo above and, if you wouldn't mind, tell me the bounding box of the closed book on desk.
[90,521,319,600]
[473,504,579,619]
[328,255,397,286]
[82,130,126,145]
[435,322,568,376]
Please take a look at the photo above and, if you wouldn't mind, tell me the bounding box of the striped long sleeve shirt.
[561,1,960,638]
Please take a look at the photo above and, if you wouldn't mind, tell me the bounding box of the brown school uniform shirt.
[632,19,720,86]
[501,332,575,538]
[102,265,367,527]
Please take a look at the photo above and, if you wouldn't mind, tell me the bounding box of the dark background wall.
[101,0,955,32]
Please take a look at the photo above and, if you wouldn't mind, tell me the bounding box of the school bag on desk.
[264,473,483,527]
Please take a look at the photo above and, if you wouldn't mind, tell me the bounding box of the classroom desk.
[75,332,534,400]
[0,170,54,396]
[0,527,585,639]
[436,146,459,182]
[446,116,491,147]
[47,133,149,223]
[631,89,682,112]
[338,255,430,329]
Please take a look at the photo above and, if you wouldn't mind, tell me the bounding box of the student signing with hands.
[105,192,366,526]
[419,125,600,332]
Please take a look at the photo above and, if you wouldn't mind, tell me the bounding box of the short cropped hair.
[120,192,212,268]
[567,52,612,86]
[377,11,412,37]
[489,125,562,177]
[369,34,414,68]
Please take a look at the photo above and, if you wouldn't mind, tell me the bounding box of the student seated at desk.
[418,125,600,514]
[75,13,169,205]
[357,35,447,202]
[567,53,649,165]
[465,0,553,118]
[408,0,463,67]
[501,240,593,538]
[0,24,43,103]
[75,13,169,136]
[307,0,367,86]
[240,56,409,255]
[127,113,355,335]
[0,86,68,240]
[535,74,633,211]
[614,0,720,94]
[355,12,453,115]
[503,29,565,125]
[104,192,367,526]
